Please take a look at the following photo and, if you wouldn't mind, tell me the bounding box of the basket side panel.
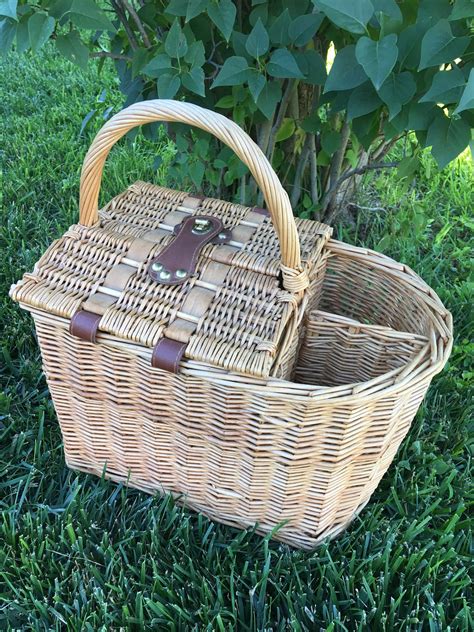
[320,251,433,336]
[294,311,428,387]
[33,313,431,549]
[299,386,429,540]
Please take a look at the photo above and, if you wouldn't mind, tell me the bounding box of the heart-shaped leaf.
[15,16,29,52]
[55,30,88,69]
[378,72,416,119]
[356,34,398,90]
[245,18,269,58]
[157,73,181,98]
[449,0,474,20]
[143,54,172,78]
[288,12,324,46]
[165,19,188,58]
[28,12,55,52]
[268,9,292,45]
[454,68,474,114]
[212,56,250,88]
[256,81,282,118]
[267,48,304,79]
[313,0,374,34]
[427,113,471,168]
[0,0,17,21]
[0,17,16,53]
[420,66,465,105]
[372,0,402,22]
[347,82,382,119]
[208,0,236,41]
[275,118,296,143]
[185,0,207,21]
[324,45,366,92]
[294,50,326,85]
[69,0,116,31]
[185,41,205,67]
[182,66,205,96]
[247,71,266,102]
[419,20,469,70]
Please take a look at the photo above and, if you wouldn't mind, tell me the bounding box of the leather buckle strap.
[151,337,187,373]
[148,215,230,286]
[70,311,187,372]
[69,200,271,373]
[70,310,102,342]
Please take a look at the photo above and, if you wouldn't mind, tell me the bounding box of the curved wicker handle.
[79,100,308,292]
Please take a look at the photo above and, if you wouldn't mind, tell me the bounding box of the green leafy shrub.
[1,0,473,220]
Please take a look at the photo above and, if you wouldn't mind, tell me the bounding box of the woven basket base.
[65,457,372,549]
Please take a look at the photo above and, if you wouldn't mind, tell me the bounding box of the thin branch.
[324,161,398,223]
[256,82,295,205]
[265,79,297,161]
[90,51,133,61]
[205,64,221,83]
[324,119,351,196]
[289,84,300,119]
[216,168,224,199]
[281,148,297,187]
[321,118,351,220]
[308,133,318,205]
[372,134,402,162]
[347,202,388,213]
[111,0,139,50]
[206,42,220,65]
[240,174,246,205]
[258,119,272,153]
[237,0,243,30]
[121,0,151,47]
[334,161,398,188]
[321,161,330,196]
[290,133,312,208]
[288,86,320,209]
[372,136,390,160]
[251,120,272,203]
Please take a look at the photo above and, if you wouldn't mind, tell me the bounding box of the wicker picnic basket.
[10,100,452,548]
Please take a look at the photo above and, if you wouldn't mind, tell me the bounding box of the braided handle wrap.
[78,100,307,292]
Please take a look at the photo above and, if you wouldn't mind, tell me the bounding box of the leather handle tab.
[151,337,187,373]
[70,310,102,342]
[148,215,229,285]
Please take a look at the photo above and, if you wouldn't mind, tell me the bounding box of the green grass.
[1,47,472,631]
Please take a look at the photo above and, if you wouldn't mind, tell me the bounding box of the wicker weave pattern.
[12,182,331,377]
[294,311,428,387]
[16,240,452,548]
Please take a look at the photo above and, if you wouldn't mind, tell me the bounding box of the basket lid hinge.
[151,338,187,373]
[70,310,102,343]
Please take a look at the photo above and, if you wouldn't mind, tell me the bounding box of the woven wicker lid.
[11,100,332,378]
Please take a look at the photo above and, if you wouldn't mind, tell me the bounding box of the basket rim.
[21,238,453,406]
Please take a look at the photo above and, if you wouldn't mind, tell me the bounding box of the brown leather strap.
[151,337,187,373]
[70,310,102,342]
[148,215,229,285]
[152,206,270,372]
